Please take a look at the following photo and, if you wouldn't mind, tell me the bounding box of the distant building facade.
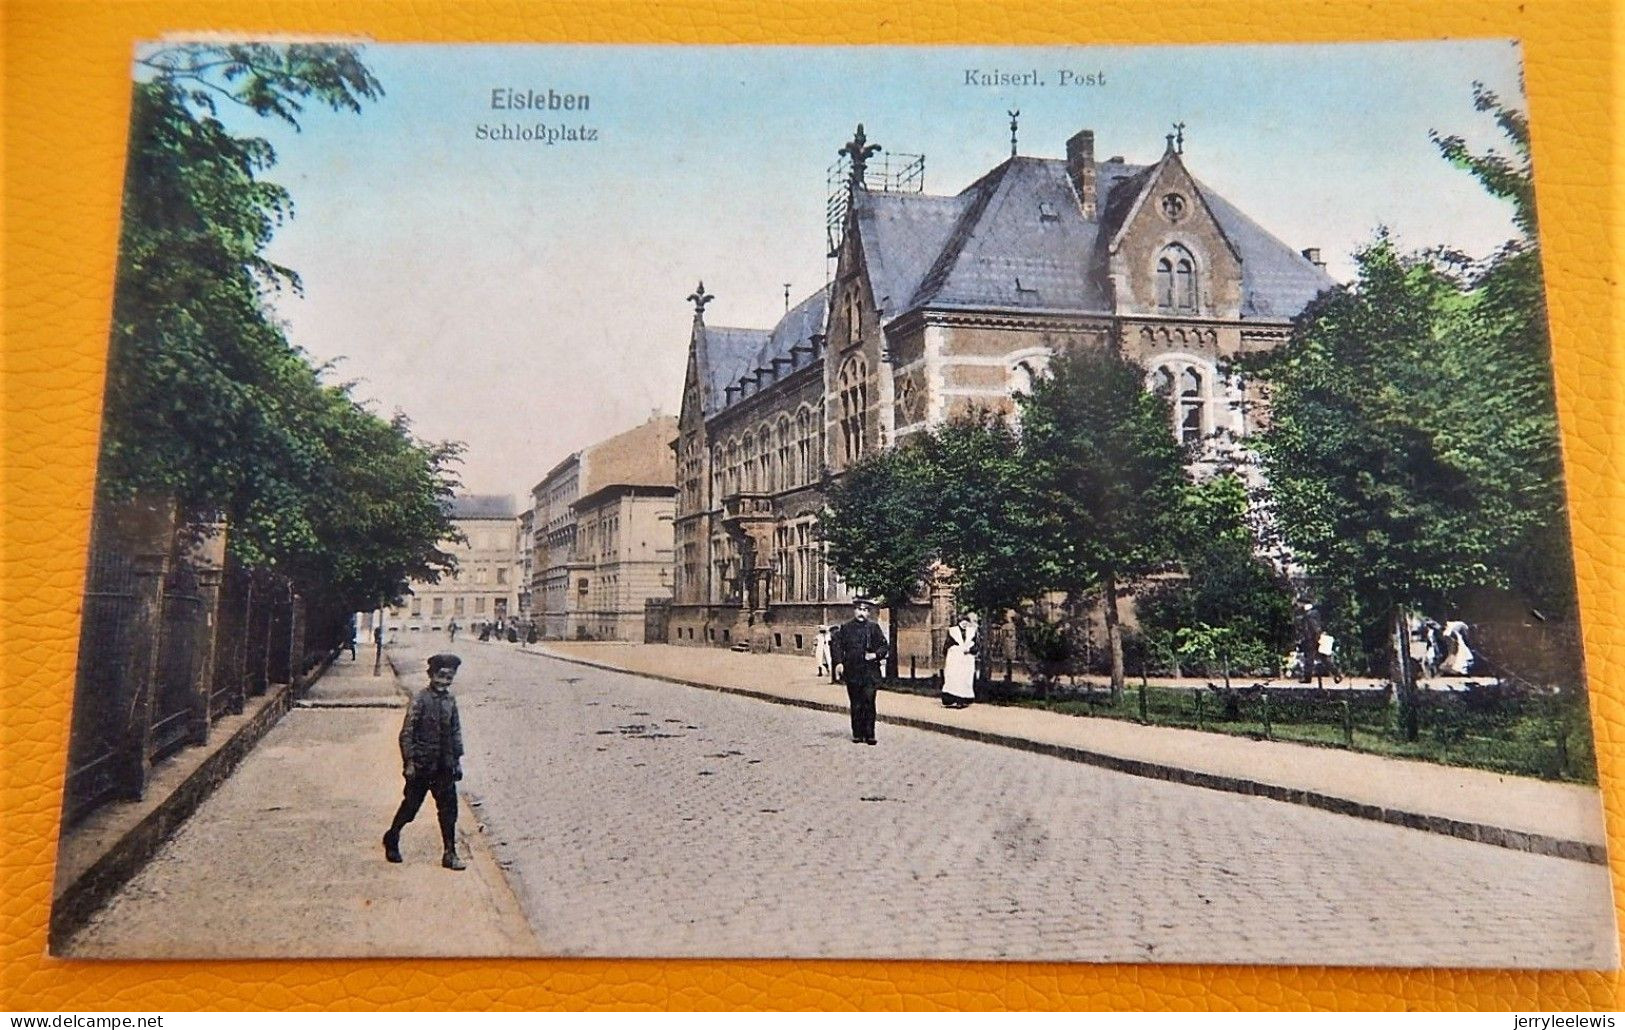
[529,416,678,641]
[390,494,520,636]
[670,124,1335,662]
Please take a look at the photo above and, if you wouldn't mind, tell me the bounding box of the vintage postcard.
[50,39,1616,968]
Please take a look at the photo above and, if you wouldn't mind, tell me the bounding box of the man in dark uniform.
[383,653,467,870]
[1295,600,1322,684]
[833,598,889,745]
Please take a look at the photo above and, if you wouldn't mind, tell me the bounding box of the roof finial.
[1165,132,1176,154]
[1008,109,1020,158]
[839,123,881,191]
[687,281,714,319]
[1173,121,1186,154]
[784,282,791,312]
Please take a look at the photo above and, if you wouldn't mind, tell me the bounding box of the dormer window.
[1038,201,1060,223]
[1156,244,1198,313]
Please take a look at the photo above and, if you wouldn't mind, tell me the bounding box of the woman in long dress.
[813,625,832,678]
[941,614,979,708]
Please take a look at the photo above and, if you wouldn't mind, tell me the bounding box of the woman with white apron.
[941,613,979,709]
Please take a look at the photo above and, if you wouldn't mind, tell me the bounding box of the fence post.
[910,655,917,681]
[1004,656,1013,683]
[108,498,177,802]
[1138,679,1149,724]
[1195,689,1204,731]
[1261,690,1272,740]
[185,526,228,747]
[1341,699,1353,748]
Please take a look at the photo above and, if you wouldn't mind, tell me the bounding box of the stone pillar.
[289,592,307,692]
[107,497,176,802]
[185,527,227,747]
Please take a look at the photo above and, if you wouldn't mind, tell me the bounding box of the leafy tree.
[1017,347,1192,699]
[1137,474,1296,678]
[913,414,1051,620]
[99,45,457,624]
[1254,86,1572,738]
[820,445,936,679]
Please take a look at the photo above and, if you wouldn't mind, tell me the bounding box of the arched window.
[817,399,827,476]
[1179,366,1204,444]
[1156,244,1197,313]
[1175,255,1196,311]
[757,426,773,493]
[845,288,862,346]
[838,356,868,463]
[711,444,724,506]
[1151,361,1212,445]
[1156,258,1174,309]
[742,434,758,492]
[795,407,812,485]
[725,439,740,495]
[776,416,793,492]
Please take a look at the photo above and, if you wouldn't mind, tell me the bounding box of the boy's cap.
[427,653,462,672]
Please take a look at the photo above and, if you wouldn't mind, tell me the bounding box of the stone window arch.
[845,287,862,346]
[1156,243,1198,313]
[1149,356,1216,445]
[838,355,868,463]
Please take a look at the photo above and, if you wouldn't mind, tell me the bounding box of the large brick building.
[670,124,1335,663]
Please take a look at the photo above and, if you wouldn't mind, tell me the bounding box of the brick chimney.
[1066,129,1097,220]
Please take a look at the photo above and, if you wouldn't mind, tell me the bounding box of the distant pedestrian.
[506,620,519,643]
[813,625,832,678]
[1441,619,1475,675]
[940,613,979,709]
[526,621,538,644]
[478,621,491,642]
[344,616,358,661]
[1295,601,1322,684]
[383,653,467,871]
[447,619,459,643]
[833,598,889,745]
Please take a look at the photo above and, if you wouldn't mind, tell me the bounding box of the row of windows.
[710,401,828,502]
[399,594,511,618]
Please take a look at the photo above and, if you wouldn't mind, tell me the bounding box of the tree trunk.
[1105,571,1125,701]
[886,602,901,682]
[1392,605,1419,742]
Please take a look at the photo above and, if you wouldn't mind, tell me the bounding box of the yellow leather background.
[2,0,1619,1011]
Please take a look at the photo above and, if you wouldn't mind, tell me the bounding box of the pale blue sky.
[171,41,1528,496]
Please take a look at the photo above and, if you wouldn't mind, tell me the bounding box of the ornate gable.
[1106,145,1243,320]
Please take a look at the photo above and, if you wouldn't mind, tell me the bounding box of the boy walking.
[383,653,467,870]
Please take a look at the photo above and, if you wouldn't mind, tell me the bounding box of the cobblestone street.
[413,641,1615,966]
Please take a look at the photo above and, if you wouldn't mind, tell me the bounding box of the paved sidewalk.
[61,655,539,958]
[530,641,1610,863]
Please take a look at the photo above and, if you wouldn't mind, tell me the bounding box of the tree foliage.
[1018,347,1192,694]
[1137,474,1296,676]
[100,45,455,616]
[1253,86,1573,732]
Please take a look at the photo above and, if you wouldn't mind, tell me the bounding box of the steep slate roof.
[858,154,1334,321]
[697,287,829,416]
[448,494,515,520]
[851,190,968,317]
[693,324,770,417]
[1196,184,1338,318]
